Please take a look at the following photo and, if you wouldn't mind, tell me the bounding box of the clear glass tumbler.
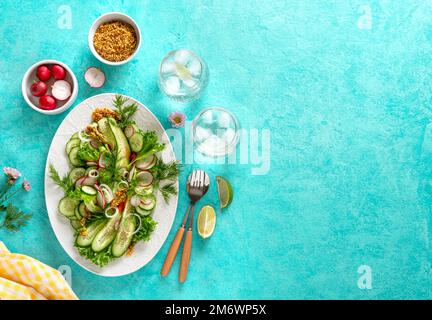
[158,49,209,102]
[192,107,241,157]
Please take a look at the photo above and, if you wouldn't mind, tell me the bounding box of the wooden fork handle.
[160,226,185,277]
[179,230,193,283]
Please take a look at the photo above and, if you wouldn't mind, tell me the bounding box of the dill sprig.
[48,164,79,198]
[151,160,180,182]
[113,94,138,129]
[0,203,32,232]
[159,183,178,203]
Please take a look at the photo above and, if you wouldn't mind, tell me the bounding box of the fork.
[160,169,210,281]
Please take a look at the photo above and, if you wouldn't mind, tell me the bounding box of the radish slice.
[136,171,153,187]
[128,166,136,182]
[136,155,155,170]
[124,125,135,138]
[98,153,107,168]
[90,140,100,149]
[96,188,106,208]
[105,206,118,218]
[85,67,105,88]
[51,80,72,101]
[130,195,141,207]
[99,184,114,204]
[86,161,98,166]
[141,198,153,206]
[76,176,97,187]
[132,214,142,235]
[75,176,86,187]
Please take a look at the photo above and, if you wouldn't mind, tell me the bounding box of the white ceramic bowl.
[21,60,78,115]
[88,12,141,66]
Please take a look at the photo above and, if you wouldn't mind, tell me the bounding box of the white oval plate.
[44,93,178,277]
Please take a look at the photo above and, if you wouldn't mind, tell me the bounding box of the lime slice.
[197,205,216,239]
[174,62,192,80]
[216,176,233,209]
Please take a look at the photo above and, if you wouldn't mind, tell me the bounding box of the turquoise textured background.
[1,0,432,299]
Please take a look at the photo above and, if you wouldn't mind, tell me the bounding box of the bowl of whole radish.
[22,60,78,115]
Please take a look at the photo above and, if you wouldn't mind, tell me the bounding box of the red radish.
[130,152,136,162]
[90,140,100,149]
[37,65,51,81]
[52,65,66,80]
[39,95,56,110]
[98,153,107,168]
[84,67,105,88]
[30,81,48,97]
[86,161,98,167]
[136,171,153,187]
[51,80,72,101]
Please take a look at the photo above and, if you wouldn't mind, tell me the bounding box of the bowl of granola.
[88,12,141,66]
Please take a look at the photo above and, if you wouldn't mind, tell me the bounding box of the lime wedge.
[197,205,216,239]
[216,176,233,209]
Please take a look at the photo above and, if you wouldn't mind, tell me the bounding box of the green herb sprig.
[0,203,32,232]
[113,94,138,129]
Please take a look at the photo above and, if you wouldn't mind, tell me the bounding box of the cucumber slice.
[135,206,152,216]
[75,206,82,220]
[135,185,153,196]
[66,138,80,154]
[71,220,82,230]
[82,186,97,196]
[78,202,87,218]
[85,199,103,213]
[58,197,78,217]
[139,195,156,211]
[129,133,144,153]
[69,167,86,184]
[68,146,84,167]
[112,216,136,257]
[91,216,119,252]
[71,132,79,140]
[76,220,106,247]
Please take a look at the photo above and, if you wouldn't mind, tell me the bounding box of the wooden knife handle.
[160,226,185,277]
[179,230,193,283]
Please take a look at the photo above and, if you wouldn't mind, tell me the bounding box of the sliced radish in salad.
[130,195,141,207]
[136,171,153,187]
[136,155,156,170]
[90,140,100,149]
[51,80,72,101]
[85,67,105,88]
[124,125,136,138]
[95,185,107,208]
[98,152,110,168]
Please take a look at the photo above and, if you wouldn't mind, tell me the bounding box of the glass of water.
[192,107,241,157]
[158,49,209,102]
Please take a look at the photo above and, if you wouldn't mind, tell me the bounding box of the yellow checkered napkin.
[0,241,77,300]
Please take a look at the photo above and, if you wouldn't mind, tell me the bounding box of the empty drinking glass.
[158,49,209,102]
[192,107,240,157]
